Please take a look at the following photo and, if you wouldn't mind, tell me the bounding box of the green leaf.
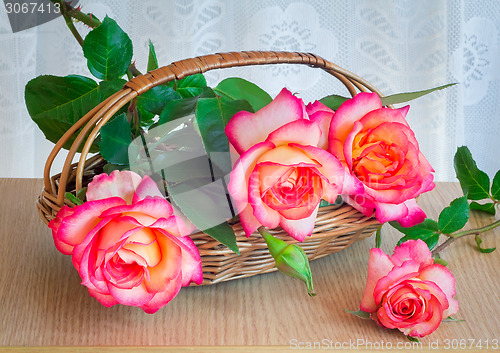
[64,192,83,206]
[203,224,239,254]
[380,83,456,106]
[442,316,464,322]
[475,234,496,253]
[103,163,127,174]
[390,219,440,250]
[345,309,371,320]
[166,176,239,254]
[25,75,102,151]
[375,225,382,248]
[137,86,182,115]
[99,113,133,165]
[319,200,333,207]
[491,170,500,201]
[433,253,448,266]
[470,201,496,215]
[407,336,420,343]
[319,196,342,208]
[318,94,349,110]
[454,146,491,200]
[147,40,159,72]
[157,87,216,126]
[82,16,133,80]
[136,103,157,131]
[195,98,253,174]
[98,79,126,99]
[175,74,207,98]
[438,195,470,234]
[398,233,440,250]
[98,79,128,116]
[214,77,272,111]
[76,187,87,201]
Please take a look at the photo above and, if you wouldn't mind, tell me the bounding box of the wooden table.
[0,180,499,352]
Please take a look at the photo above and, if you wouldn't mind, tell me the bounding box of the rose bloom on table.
[49,171,203,313]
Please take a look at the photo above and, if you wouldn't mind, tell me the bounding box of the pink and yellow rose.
[226,88,345,241]
[360,239,458,337]
[328,92,435,226]
[49,170,203,313]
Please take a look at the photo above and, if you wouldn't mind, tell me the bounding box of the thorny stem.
[432,218,500,256]
[431,237,457,256]
[62,11,83,45]
[450,218,500,238]
[50,0,100,48]
[52,0,101,29]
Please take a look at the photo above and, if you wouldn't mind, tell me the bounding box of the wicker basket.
[37,51,381,285]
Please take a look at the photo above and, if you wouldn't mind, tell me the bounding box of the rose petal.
[306,100,333,116]
[401,296,444,338]
[140,277,183,314]
[100,197,174,224]
[342,121,365,171]
[373,261,420,305]
[279,204,319,242]
[418,264,459,317]
[228,142,274,203]
[123,236,162,268]
[291,144,345,188]
[342,193,375,217]
[87,288,119,307]
[133,175,166,203]
[248,169,281,229]
[374,202,409,224]
[266,119,321,147]
[358,107,411,131]
[396,199,427,227]
[398,105,410,118]
[86,171,142,203]
[341,170,365,196]
[175,235,203,286]
[225,88,306,154]
[329,92,382,145]
[360,248,395,312]
[391,239,434,268]
[53,198,126,254]
[144,234,182,293]
[256,145,316,166]
[235,201,262,237]
[107,282,155,306]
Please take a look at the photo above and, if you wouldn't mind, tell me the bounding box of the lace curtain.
[1,0,499,181]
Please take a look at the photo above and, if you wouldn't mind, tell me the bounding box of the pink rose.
[360,239,459,337]
[49,170,203,313]
[225,88,344,241]
[328,92,435,226]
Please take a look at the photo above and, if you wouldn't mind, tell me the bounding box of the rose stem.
[431,218,500,256]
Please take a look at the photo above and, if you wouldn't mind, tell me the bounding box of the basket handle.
[43,51,384,207]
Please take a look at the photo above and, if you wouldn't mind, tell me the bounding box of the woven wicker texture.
[37,51,381,285]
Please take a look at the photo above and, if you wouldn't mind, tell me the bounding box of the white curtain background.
[0,0,499,181]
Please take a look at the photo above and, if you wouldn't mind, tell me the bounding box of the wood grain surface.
[0,179,499,349]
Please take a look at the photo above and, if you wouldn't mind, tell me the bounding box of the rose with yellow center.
[49,170,202,313]
[328,92,435,226]
[226,88,344,241]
